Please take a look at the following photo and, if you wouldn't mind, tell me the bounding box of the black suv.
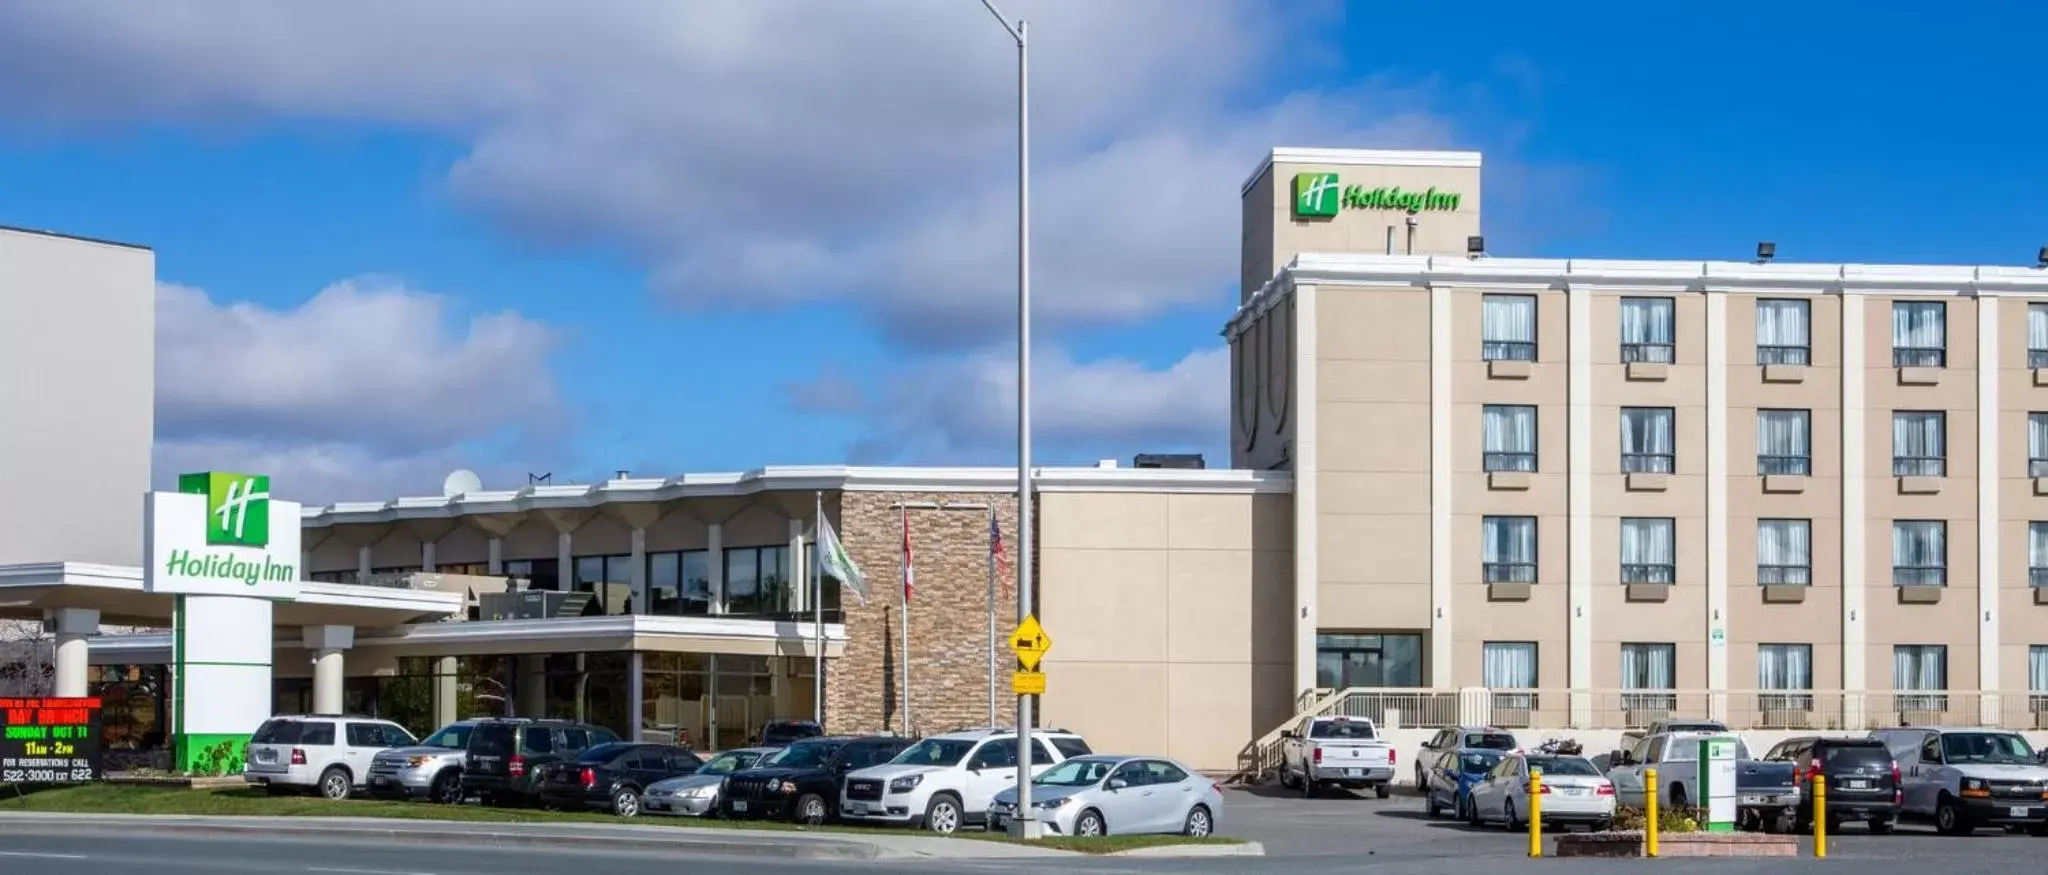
[721,735,911,825]
[1763,735,1901,833]
[760,719,824,747]
[461,718,621,807]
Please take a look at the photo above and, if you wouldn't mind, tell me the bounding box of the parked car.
[1599,720,1727,772]
[721,735,912,825]
[759,719,824,747]
[841,727,1091,834]
[1278,715,1395,798]
[1414,725,1516,789]
[1761,735,1899,834]
[1606,730,1792,829]
[1467,753,1614,831]
[535,742,703,817]
[242,714,417,800]
[1424,747,1506,821]
[366,719,481,804]
[1872,726,2048,836]
[461,718,621,807]
[986,755,1223,838]
[644,747,777,817]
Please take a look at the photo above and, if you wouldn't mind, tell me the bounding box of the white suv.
[243,715,417,800]
[840,727,1092,834]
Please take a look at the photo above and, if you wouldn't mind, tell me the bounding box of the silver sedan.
[986,755,1224,838]
[642,747,775,816]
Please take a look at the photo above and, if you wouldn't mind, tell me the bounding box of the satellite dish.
[442,469,484,498]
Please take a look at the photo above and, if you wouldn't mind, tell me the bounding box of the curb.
[1109,841,1266,858]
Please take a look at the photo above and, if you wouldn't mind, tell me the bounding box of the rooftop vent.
[1096,459,1118,469]
[1133,453,1205,470]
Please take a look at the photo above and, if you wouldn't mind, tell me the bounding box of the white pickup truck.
[1278,715,1396,798]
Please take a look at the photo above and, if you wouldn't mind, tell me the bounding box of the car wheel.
[318,767,351,801]
[923,794,963,835]
[1277,766,1296,790]
[795,793,828,826]
[1182,805,1213,837]
[1870,818,1896,835]
[1075,809,1107,837]
[1375,783,1391,800]
[1505,797,1524,831]
[1465,795,1482,827]
[612,787,642,818]
[1936,797,1971,836]
[1425,792,1442,818]
[1301,775,1316,799]
[430,771,463,805]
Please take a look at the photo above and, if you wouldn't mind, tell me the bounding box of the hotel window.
[1891,300,1946,367]
[1891,520,1947,587]
[1481,294,1537,361]
[2031,413,2048,478]
[1314,634,1423,689]
[1481,516,1537,583]
[1894,644,1948,711]
[2030,523,2048,589]
[648,549,712,616]
[1619,297,1675,363]
[2032,303,2048,369]
[723,545,791,616]
[1756,409,1811,476]
[1482,405,1537,472]
[1620,518,1675,584]
[1483,642,1538,714]
[1756,298,1811,365]
[1757,519,1812,586]
[503,559,559,591]
[1620,407,1675,473]
[1891,410,1946,477]
[1620,643,1677,712]
[2031,646,2048,714]
[572,554,634,615]
[1758,644,1813,711]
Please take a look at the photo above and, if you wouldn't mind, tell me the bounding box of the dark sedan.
[536,742,704,817]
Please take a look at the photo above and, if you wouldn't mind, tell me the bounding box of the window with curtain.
[2030,645,2048,714]
[1619,297,1675,363]
[1758,644,1813,711]
[1891,410,1946,477]
[1756,409,1811,476]
[1756,298,1811,365]
[1483,642,1538,712]
[1891,520,1947,587]
[1620,518,1676,584]
[2030,522,2048,589]
[1482,405,1537,472]
[1891,301,1946,367]
[1620,643,1677,712]
[2031,413,2048,478]
[1893,645,1947,711]
[1481,516,1537,583]
[1620,407,1675,473]
[2032,303,2048,369]
[1757,519,1812,586]
[1481,294,1537,361]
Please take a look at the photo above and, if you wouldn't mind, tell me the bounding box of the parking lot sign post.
[1699,737,1737,833]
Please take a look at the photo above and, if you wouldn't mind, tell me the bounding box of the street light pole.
[977,0,1036,840]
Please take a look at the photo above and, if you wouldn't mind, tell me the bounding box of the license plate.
[371,778,389,787]
[1741,794,1767,805]
[846,802,867,815]
[1346,768,1362,777]
[1561,787,1585,797]
[732,801,748,813]
[2011,806,2030,818]
[1845,779,1868,789]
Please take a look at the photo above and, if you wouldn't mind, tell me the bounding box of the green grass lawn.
[4,784,1242,855]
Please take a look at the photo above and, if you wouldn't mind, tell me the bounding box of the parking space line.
[307,868,435,875]
[0,851,89,860]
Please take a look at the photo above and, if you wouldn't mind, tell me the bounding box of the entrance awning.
[0,562,464,629]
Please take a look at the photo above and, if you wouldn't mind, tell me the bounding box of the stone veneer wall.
[825,490,1024,736]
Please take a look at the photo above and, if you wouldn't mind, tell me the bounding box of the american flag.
[990,512,1008,578]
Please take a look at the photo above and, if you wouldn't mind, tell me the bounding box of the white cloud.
[151,438,514,507]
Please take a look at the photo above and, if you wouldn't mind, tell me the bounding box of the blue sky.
[0,1,2043,504]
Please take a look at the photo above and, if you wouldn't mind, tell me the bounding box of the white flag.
[817,513,870,606]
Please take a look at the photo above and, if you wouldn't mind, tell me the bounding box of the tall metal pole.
[812,491,824,728]
[987,505,997,727]
[1014,18,1036,838]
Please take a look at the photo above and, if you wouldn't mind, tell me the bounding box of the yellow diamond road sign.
[1010,614,1052,671]
[1012,670,1046,696]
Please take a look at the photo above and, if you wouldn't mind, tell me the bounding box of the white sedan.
[1467,753,1616,832]
[986,755,1224,838]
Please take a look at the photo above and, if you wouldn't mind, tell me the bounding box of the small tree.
[0,618,55,696]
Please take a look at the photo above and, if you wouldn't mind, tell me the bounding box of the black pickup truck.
[1734,758,1801,832]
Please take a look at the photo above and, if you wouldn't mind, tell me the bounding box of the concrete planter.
[1554,831,1798,858]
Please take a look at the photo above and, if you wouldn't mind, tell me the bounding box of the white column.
[708,522,726,614]
[434,656,458,727]
[1292,285,1322,698]
[628,651,646,741]
[629,527,648,615]
[517,655,547,718]
[1978,295,2002,724]
[303,625,355,716]
[422,540,438,573]
[556,532,574,589]
[1568,286,1594,726]
[1429,282,1453,688]
[46,608,99,698]
[356,546,372,582]
[1706,292,1730,720]
[1842,293,1868,725]
[487,537,504,575]
[789,517,807,613]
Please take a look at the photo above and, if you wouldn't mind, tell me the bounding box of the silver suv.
[244,715,416,800]
[367,720,479,804]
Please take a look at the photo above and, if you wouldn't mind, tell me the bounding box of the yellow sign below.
[1009,614,1052,671]
[1012,670,1046,696]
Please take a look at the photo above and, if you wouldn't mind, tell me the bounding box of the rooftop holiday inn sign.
[143,472,302,600]
[1292,172,1461,218]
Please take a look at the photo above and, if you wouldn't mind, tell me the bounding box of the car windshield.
[1034,758,1119,787]
[1464,733,1517,751]
[1309,720,1375,739]
[892,738,978,768]
[764,722,822,743]
[1942,733,2037,765]
[1524,756,1599,777]
[1460,751,1504,773]
[420,725,472,749]
[698,751,759,775]
[762,741,836,769]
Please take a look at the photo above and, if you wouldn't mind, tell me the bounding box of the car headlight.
[689,784,719,798]
[888,775,923,793]
[1963,778,1989,792]
[1033,797,1067,809]
[778,780,797,794]
[407,756,433,768]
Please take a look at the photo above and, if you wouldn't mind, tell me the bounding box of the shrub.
[1612,805,1702,833]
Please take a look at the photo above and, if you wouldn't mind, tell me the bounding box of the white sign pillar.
[1699,736,1738,832]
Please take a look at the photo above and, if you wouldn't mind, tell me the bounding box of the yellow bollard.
[1645,767,1660,858]
[1813,774,1827,859]
[1528,768,1544,858]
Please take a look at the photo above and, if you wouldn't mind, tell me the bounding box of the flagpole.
[813,491,825,728]
[986,506,997,727]
[900,504,912,736]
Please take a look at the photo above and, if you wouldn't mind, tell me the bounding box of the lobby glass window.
[1619,297,1675,363]
[1891,411,1946,477]
[1891,300,1946,367]
[1481,516,1537,583]
[573,554,633,615]
[1482,405,1537,472]
[2031,523,2048,589]
[648,550,712,616]
[1894,645,1948,711]
[1620,407,1675,473]
[1757,519,1812,586]
[724,545,791,616]
[641,653,709,747]
[1758,644,1813,711]
[2032,303,2048,369]
[437,562,490,576]
[537,652,631,737]
[1620,518,1675,584]
[1756,409,1811,476]
[1620,643,1677,712]
[1481,294,1537,361]
[2031,413,2048,478]
[505,559,560,592]
[1756,298,1811,365]
[1314,634,1423,690]
[1483,642,1538,715]
[1891,520,1947,587]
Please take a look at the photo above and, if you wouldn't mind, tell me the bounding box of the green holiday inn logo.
[180,471,271,547]
[1291,171,1461,218]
